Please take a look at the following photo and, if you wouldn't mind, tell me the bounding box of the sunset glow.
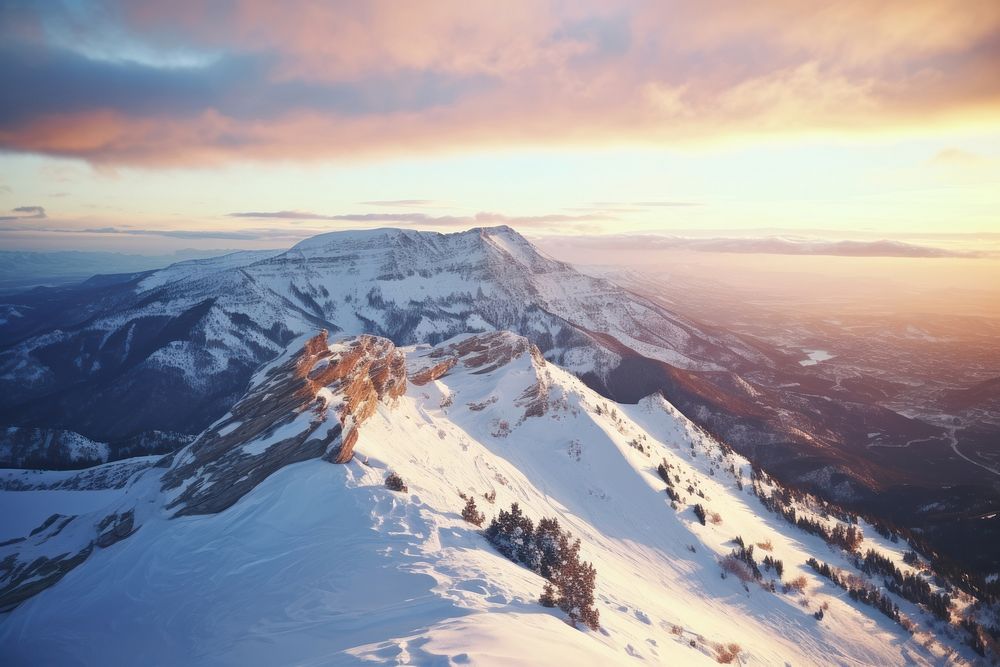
[0,0,998,254]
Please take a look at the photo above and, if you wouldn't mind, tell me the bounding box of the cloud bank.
[0,1,997,165]
[228,210,610,229]
[538,234,983,258]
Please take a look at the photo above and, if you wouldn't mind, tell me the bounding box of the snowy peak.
[285,224,552,273]
[162,331,406,516]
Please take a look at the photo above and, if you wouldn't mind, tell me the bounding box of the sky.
[0,0,998,256]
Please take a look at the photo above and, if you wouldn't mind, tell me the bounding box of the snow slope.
[0,331,981,665]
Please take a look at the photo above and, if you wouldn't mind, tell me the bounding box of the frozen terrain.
[0,331,986,665]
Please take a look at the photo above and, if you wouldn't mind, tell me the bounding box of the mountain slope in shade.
[0,331,985,665]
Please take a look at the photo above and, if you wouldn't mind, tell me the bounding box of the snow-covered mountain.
[0,226,768,463]
[1,330,994,665]
[4,225,992,587]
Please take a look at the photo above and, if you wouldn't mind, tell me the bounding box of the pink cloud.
[1,1,998,165]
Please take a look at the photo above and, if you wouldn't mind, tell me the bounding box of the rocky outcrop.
[0,331,410,611]
[410,332,542,382]
[314,334,408,463]
[0,543,93,612]
[411,332,553,421]
[0,512,93,611]
[95,510,135,548]
[162,331,406,516]
[410,356,458,386]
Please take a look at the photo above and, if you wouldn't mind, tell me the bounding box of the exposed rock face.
[410,331,542,383]
[162,331,406,516]
[0,512,92,612]
[0,502,144,610]
[0,543,93,612]
[410,356,458,386]
[0,331,409,610]
[410,331,552,420]
[95,510,135,548]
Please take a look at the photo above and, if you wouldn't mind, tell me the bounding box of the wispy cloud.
[592,201,701,208]
[928,148,991,168]
[359,200,444,208]
[0,206,46,221]
[539,234,984,258]
[83,227,261,240]
[228,210,612,228]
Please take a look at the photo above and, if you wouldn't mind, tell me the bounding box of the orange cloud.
[1,1,998,165]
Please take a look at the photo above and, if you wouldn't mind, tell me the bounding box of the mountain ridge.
[1,328,992,664]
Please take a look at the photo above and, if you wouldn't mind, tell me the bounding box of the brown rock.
[163,332,406,515]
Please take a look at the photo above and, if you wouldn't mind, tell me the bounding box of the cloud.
[13,206,46,217]
[0,1,997,165]
[228,210,612,228]
[82,227,261,240]
[228,210,336,221]
[541,234,983,258]
[0,222,297,241]
[0,206,47,221]
[360,200,443,208]
[592,201,701,208]
[0,42,491,126]
[929,148,991,168]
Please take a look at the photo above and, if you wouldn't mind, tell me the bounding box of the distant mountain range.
[0,249,253,292]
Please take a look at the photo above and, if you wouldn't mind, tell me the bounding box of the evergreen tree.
[555,550,600,630]
[385,472,407,492]
[485,502,601,630]
[539,582,557,607]
[462,496,485,527]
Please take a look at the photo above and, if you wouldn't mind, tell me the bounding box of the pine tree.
[484,502,535,564]
[555,550,600,630]
[539,582,557,607]
[484,502,600,631]
[534,517,563,581]
[462,496,485,526]
[385,472,407,493]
